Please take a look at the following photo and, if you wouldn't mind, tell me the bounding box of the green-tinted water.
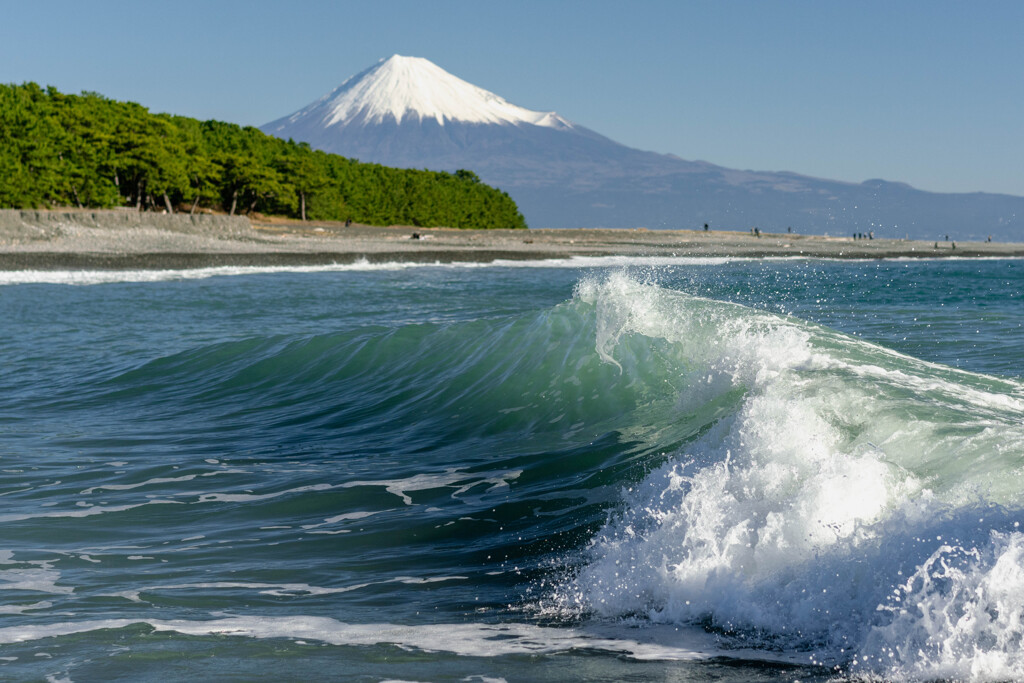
[0,258,1021,681]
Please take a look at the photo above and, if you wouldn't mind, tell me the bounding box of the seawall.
[0,210,252,242]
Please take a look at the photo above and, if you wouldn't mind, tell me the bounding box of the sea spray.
[556,272,1024,679]
[861,530,1024,680]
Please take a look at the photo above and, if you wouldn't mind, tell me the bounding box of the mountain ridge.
[261,56,1024,240]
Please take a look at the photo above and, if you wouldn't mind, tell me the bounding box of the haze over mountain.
[263,55,1023,240]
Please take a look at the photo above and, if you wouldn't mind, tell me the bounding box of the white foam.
[108,581,369,603]
[196,483,333,504]
[106,576,470,603]
[0,616,801,663]
[491,256,742,269]
[0,255,800,286]
[554,273,1024,679]
[5,254,1014,288]
[0,601,52,614]
[0,263,396,285]
[81,472,202,495]
[857,531,1024,680]
[0,500,182,523]
[342,468,521,506]
[0,563,73,595]
[301,510,378,530]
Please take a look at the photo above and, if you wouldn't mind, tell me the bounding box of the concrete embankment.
[0,210,252,243]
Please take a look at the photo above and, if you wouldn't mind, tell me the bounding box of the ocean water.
[0,257,1021,682]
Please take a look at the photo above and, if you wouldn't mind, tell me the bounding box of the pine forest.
[0,83,527,229]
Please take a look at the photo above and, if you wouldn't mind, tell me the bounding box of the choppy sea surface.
[0,256,1022,682]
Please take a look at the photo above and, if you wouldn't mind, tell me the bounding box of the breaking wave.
[549,273,1024,680]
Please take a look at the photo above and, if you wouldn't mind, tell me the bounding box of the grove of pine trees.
[0,83,528,229]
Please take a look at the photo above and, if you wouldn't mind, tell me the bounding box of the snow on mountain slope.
[269,54,573,130]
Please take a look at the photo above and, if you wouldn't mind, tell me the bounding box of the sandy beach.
[1,210,1021,270]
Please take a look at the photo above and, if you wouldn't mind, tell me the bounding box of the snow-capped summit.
[269,54,573,130]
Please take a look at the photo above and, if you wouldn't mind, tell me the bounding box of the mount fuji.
[263,55,1023,240]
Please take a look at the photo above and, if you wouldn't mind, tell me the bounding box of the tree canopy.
[0,83,527,229]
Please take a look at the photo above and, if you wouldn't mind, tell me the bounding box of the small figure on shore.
[934,242,939,249]
[987,235,992,243]
[869,231,874,240]
[787,226,792,233]
[754,227,761,238]
[704,223,709,231]
[952,241,956,250]
[945,234,949,241]
[345,218,352,227]
[411,232,421,240]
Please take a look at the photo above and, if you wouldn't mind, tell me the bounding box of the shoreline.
[1,210,1022,270]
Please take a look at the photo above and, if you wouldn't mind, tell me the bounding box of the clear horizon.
[2,0,1022,198]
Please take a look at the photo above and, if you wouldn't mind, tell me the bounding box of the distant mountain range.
[263,55,1023,240]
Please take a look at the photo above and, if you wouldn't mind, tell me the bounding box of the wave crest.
[556,272,1024,680]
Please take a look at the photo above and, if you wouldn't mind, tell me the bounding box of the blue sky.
[3,0,1021,196]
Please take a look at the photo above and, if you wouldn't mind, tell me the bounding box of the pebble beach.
[1,210,1021,270]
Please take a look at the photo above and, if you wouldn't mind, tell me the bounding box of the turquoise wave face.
[0,260,1021,681]
[553,273,1024,679]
